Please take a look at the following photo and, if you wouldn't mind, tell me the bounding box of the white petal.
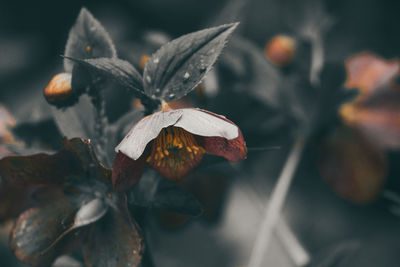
[174,108,238,139]
[115,109,183,160]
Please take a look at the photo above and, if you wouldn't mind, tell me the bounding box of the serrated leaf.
[67,57,147,99]
[64,7,117,73]
[143,23,238,101]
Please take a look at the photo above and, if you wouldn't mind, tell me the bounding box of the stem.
[247,139,305,267]
[277,219,310,266]
[92,93,110,166]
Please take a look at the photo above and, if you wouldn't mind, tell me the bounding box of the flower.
[319,52,400,203]
[339,52,400,148]
[112,103,247,190]
[0,138,144,266]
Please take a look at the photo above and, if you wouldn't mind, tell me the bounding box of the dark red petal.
[112,152,146,191]
[83,211,144,267]
[202,128,247,162]
[345,52,399,100]
[318,124,387,203]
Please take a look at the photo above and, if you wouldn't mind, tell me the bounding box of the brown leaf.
[0,138,111,187]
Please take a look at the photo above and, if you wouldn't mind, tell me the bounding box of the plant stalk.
[247,139,305,267]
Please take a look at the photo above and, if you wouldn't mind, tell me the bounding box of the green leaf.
[143,23,238,101]
[64,7,117,73]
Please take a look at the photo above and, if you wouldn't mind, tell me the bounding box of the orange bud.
[44,73,73,104]
[265,35,296,67]
[139,54,150,70]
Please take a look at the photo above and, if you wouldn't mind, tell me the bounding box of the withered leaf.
[0,138,110,187]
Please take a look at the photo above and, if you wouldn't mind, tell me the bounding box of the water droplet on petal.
[146,76,152,83]
[155,88,161,93]
[200,65,207,72]
[153,58,159,64]
[169,93,175,99]
[151,94,157,99]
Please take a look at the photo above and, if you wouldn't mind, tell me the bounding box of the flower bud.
[264,35,296,67]
[44,73,77,107]
[139,54,150,70]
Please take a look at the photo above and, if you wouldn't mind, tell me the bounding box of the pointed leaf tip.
[64,7,116,73]
[143,23,239,101]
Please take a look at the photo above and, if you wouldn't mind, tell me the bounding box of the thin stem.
[277,219,310,266]
[241,180,310,266]
[247,139,305,267]
[92,93,111,166]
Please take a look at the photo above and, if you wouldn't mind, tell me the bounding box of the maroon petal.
[202,130,247,162]
[83,211,144,267]
[345,52,399,100]
[318,124,387,203]
[193,109,246,162]
[112,152,147,191]
[116,109,183,160]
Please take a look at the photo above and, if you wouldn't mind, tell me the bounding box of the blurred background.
[1,0,400,266]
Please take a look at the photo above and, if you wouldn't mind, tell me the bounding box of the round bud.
[44,73,78,107]
[264,35,296,67]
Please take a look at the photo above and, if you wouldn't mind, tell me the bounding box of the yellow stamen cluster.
[146,126,206,180]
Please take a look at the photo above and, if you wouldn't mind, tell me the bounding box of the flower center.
[146,126,205,180]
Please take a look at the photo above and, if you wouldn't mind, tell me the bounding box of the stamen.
[146,126,206,180]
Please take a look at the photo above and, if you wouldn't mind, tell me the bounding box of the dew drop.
[151,94,157,99]
[183,72,190,81]
[168,93,175,99]
[199,65,207,72]
[155,88,161,93]
[153,58,159,64]
[146,76,152,83]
